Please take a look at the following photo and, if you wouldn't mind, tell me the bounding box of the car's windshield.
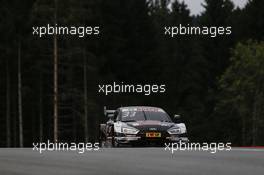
[121,107,171,122]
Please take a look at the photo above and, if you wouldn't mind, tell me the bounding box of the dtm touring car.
[99,106,189,147]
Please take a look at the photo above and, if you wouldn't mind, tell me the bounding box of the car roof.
[119,106,159,108]
[118,106,164,111]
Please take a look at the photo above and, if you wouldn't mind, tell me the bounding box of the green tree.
[216,41,264,145]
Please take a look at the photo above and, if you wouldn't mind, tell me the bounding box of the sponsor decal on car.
[146,132,161,138]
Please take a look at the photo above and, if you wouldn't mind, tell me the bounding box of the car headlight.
[121,127,139,135]
[167,127,181,134]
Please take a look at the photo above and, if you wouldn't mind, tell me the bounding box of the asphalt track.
[0,148,263,175]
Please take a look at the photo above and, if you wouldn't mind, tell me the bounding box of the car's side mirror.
[107,114,115,125]
[107,114,115,121]
[174,114,181,119]
[107,113,115,120]
[107,119,114,125]
[173,114,181,123]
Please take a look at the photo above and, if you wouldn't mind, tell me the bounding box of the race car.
[99,106,189,147]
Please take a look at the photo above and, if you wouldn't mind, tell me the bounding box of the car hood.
[126,120,175,131]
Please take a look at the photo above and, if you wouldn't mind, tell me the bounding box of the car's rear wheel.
[98,130,105,147]
[99,129,112,148]
[100,137,113,148]
[111,134,120,147]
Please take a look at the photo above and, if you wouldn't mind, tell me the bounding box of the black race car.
[99,106,188,147]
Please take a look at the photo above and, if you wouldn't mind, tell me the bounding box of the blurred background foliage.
[0,0,264,146]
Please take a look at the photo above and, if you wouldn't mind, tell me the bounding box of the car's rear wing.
[104,106,115,118]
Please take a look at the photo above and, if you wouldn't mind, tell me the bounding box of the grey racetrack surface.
[0,148,264,175]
